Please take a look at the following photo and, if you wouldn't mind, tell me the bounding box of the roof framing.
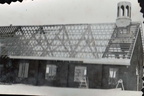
[0,22,141,65]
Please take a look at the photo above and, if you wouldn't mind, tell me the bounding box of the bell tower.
[103,2,134,59]
[116,2,131,27]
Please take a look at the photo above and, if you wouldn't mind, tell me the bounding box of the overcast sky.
[0,0,143,26]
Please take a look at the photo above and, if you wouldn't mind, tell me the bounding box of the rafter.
[0,23,139,60]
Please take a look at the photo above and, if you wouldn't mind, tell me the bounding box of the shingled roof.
[0,22,142,65]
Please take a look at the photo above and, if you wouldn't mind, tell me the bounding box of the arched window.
[121,5,124,16]
[126,5,129,17]
[117,7,119,17]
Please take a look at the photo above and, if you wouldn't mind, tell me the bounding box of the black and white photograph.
[0,0,143,96]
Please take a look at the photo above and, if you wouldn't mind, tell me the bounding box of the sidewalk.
[0,84,142,96]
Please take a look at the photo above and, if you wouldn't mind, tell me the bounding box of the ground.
[0,84,142,96]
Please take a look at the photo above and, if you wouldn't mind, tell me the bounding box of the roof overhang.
[9,56,130,66]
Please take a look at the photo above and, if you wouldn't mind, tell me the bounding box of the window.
[121,5,124,16]
[74,66,87,82]
[18,60,29,78]
[45,65,57,80]
[109,68,118,85]
[117,7,119,17]
[126,6,129,17]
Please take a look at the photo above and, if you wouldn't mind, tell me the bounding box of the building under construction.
[0,1,143,91]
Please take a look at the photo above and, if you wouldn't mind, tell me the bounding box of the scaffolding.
[0,23,141,61]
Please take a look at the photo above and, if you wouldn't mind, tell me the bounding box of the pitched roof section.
[0,26,19,38]
[0,23,141,64]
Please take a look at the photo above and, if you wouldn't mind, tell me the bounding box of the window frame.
[74,66,87,82]
[108,68,118,85]
[18,60,29,78]
[45,64,57,80]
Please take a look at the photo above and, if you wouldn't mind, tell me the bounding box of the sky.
[0,0,143,26]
